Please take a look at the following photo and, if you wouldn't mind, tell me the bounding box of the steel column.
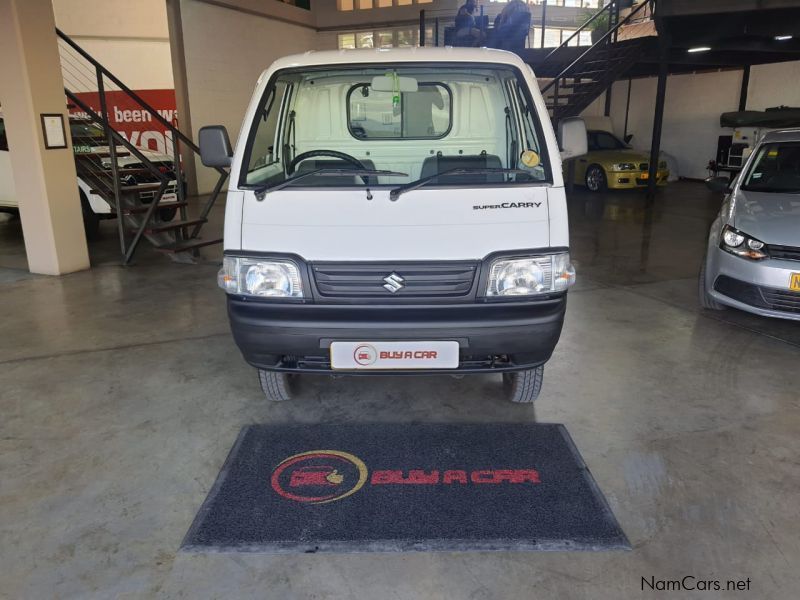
[95,67,126,257]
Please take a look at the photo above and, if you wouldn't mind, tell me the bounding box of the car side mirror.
[558,117,588,160]
[705,176,731,194]
[623,134,634,144]
[199,125,232,168]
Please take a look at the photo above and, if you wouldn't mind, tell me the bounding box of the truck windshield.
[240,64,550,192]
[741,142,800,193]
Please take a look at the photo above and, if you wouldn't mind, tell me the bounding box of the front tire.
[257,369,297,402]
[80,191,100,241]
[503,365,544,404]
[585,165,607,193]
[159,206,177,222]
[698,255,725,310]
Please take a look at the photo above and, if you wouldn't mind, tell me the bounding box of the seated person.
[454,0,485,47]
[489,0,531,52]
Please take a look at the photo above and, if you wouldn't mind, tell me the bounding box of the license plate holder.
[330,341,459,370]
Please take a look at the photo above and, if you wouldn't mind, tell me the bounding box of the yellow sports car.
[567,130,670,192]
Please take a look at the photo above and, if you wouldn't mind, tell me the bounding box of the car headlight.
[218,256,304,297]
[486,253,575,297]
[611,163,636,171]
[720,225,767,260]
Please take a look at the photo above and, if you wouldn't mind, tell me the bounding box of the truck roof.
[265,47,531,74]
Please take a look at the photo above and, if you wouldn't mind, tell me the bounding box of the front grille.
[768,244,800,262]
[714,275,800,314]
[761,288,800,313]
[311,261,479,300]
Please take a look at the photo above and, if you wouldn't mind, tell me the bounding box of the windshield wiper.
[389,168,535,201]
[252,168,407,200]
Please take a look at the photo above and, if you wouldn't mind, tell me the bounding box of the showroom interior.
[1,0,799,597]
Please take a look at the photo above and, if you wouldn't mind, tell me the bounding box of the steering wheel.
[287,150,366,175]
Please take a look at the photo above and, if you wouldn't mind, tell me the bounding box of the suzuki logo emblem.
[383,273,405,293]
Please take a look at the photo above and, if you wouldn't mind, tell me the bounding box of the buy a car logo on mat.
[271,450,541,504]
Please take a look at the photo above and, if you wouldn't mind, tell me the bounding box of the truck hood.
[239,186,553,261]
[733,189,800,246]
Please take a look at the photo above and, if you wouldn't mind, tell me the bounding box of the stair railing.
[540,0,654,95]
[67,90,173,264]
[56,28,229,261]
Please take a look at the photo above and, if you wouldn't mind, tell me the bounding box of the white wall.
[748,61,800,110]
[178,0,319,192]
[53,0,174,90]
[580,60,800,180]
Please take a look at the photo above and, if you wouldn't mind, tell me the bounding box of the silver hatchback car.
[700,129,800,320]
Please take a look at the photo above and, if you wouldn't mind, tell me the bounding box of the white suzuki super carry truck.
[200,48,587,404]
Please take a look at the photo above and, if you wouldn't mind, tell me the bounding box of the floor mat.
[182,423,629,553]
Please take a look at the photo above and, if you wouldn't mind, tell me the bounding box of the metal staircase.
[56,29,226,264]
[532,0,654,126]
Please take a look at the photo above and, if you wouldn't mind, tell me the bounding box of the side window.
[0,119,8,151]
[594,132,619,150]
[347,83,451,139]
[245,80,289,184]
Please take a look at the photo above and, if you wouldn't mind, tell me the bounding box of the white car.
[0,116,178,238]
[201,48,586,404]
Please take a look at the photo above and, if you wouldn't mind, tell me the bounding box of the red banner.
[69,89,178,155]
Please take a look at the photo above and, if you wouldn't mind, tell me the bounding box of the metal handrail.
[58,27,229,259]
[541,0,653,94]
[67,90,172,264]
[540,1,616,66]
[56,28,209,161]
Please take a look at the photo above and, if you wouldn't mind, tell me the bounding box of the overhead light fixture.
[687,46,711,53]
[775,35,793,41]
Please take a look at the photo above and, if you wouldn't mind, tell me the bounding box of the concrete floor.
[1,181,799,599]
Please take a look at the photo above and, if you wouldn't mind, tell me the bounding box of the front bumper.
[227,295,567,374]
[707,246,800,320]
[607,170,669,189]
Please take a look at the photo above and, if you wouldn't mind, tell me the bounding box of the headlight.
[218,256,304,297]
[720,225,767,260]
[611,163,636,171]
[486,253,575,297]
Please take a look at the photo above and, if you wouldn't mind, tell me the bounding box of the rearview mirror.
[558,117,588,161]
[199,125,232,168]
[705,176,731,194]
[370,74,418,93]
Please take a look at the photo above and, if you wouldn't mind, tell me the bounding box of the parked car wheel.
[698,255,726,310]
[503,365,544,403]
[257,369,297,402]
[159,206,177,222]
[585,165,607,192]
[80,191,100,240]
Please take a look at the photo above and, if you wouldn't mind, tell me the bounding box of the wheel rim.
[586,167,602,191]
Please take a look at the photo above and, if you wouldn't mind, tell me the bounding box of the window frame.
[237,62,553,190]
[345,81,453,141]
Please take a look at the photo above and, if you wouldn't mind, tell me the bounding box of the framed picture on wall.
[40,113,67,150]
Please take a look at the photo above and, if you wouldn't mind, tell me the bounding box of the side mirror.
[705,176,731,194]
[623,134,634,144]
[199,125,232,168]
[558,117,588,160]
